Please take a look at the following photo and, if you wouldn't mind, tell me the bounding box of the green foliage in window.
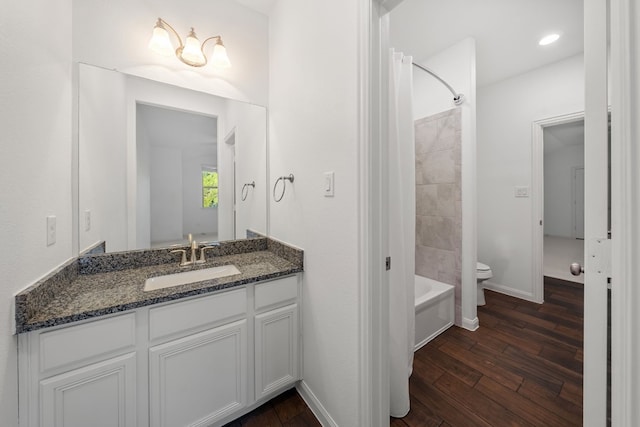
[202,170,219,207]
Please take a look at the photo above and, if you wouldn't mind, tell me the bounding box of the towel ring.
[273,174,294,202]
[241,181,255,201]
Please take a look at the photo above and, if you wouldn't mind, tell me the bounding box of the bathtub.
[414,275,454,351]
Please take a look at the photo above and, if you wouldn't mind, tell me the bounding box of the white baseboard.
[296,380,338,427]
[462,316,479,331]
[482,281,541,304]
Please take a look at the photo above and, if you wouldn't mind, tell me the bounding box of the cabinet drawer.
[149,288,247,342]
[39,313,136,374]
[254,276,298,312]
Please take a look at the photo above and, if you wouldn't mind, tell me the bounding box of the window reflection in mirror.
[78,63,267,254]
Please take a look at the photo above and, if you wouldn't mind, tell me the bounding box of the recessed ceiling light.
[539,33,561,46]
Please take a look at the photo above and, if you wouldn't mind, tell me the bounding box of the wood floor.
[392,277,584,427]
[222,388,321,427]
[224,277,584,427]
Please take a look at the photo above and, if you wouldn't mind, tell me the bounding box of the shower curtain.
[388,49,416,418]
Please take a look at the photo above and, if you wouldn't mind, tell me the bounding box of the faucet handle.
[199,244,220,262]
[170,249,188,266]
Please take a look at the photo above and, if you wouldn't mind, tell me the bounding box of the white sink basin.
[144,265,241,292]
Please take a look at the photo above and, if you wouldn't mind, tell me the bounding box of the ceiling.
[235,0,276,15]
[137,104,217,149]
[388,0,584,87]
[544,120,584,155]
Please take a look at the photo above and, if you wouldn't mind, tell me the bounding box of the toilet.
[476,262,493,306]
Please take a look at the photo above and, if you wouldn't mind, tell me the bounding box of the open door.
[574,0,611,424]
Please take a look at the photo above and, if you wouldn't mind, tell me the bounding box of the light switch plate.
[514,186,529,198]
[46,216,56,246]
[324,172,334,197]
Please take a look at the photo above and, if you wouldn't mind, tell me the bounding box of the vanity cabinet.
[39,353,137,427]
[149,320,247,427]
[254,276,299,400]
[18,275,301,427]
[18,313,138,427]
[147,287,249,427]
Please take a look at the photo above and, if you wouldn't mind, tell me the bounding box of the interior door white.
[573,167,585,239]
[583,0,610,424]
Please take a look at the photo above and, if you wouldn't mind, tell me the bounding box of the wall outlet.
[514,186,529,198]
[84,210,91,231]
[324,171,335,197]
[46,216,56,246]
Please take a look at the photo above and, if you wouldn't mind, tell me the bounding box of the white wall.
[181,146,218,237]
[0,1,73,425]
[223,100,268,238]
[410,38,478,328]
[136,108,152,249]
[72,0,269,105]
[544,142,585,237]
[268,0,360,425]
[150,146,184,243]
[477,54,584,299]
[79,66,128,252]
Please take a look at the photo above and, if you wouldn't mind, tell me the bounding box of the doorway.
[542,118,585,284]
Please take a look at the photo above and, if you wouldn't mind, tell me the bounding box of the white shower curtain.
[388,49,416,418]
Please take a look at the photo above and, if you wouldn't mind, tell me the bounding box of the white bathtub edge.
[414,321,453,352]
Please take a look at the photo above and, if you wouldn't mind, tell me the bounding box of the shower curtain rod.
[412,62,464,106]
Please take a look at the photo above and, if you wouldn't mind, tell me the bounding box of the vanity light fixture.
[538,33,561,46]
[148,18,231,68]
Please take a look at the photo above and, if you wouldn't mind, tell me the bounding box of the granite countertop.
[15,238,303,333]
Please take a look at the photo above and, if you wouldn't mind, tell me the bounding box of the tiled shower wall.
[414,108,462,324]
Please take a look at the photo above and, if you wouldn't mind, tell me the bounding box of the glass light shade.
[148,25,174,56]
[180,29,206,66]
[211,41,231,69]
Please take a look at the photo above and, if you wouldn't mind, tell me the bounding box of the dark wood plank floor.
[393,277,584,427]
[225,278,583,426]
[222,388,321,427]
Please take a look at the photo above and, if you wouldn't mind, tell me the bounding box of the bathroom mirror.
[78,63,267,253]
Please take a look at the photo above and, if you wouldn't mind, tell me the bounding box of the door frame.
[531,111,585,304]
[366,0,639,425]
[571,166,585,239]
[609,0,640,424]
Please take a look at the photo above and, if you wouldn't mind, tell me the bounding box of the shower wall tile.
[453,142,462,166]
[416,149,455,184]
[417,216,455,250]
[438,271,455,287]
[415,107,463,326]
[437,111,460,141]
[416,185,438,216]
[415,245,438,278]
[436,250,456,273]
[437,184,456,216]
[415,118,438,154]
[454,180,462,202]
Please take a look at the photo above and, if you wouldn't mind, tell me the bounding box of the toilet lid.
[477,262,491,271]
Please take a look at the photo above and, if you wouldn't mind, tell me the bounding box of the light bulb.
[539,33,560,46]
[180,28,207,66]
[148,20,173,56]
[211,39,231,69]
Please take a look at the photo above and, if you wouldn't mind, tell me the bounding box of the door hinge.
[586,237,612,280]
[385,257,391,271]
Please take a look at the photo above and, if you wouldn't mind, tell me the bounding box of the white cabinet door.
[39,352,136,427]
[149,319,247,427]
[254,304,299,400]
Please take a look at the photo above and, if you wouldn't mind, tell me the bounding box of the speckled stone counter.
[15,237,303,334]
